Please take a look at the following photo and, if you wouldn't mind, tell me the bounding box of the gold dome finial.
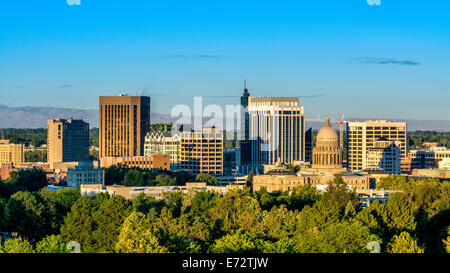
[325,115,331,126]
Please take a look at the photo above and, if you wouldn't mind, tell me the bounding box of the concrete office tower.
[47,119,89,167]
[180,127,223,176]
[248,97,305,170]
[345,120,407,171]
[0,140,24,165]
[99,95,151,158]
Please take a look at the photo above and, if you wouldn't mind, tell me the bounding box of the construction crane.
[339,114,346,151]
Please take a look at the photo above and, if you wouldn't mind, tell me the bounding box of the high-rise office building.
[239,81,252,168]
[180,127,223,176]
[47,119,90,167]
[305,128,312,163]
[0,140,24,165]
[99,95,151,158]
[345,120,407,171]
[248,97,305,170]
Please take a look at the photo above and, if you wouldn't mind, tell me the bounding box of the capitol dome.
[312,115,343,169]
[316,116,339,145]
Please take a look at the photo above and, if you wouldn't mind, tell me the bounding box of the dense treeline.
[0,128,47,147]
[104,166,219,187]
[1,170,449,253]
[104,166,197,186]
[407,131,450,148]
[0,128,99,147]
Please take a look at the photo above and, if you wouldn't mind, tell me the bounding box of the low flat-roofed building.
[67,161,104,188]
[411,169,450,179]
[216,175,248,186]
[80,182,243,200]
[100,154,170,170]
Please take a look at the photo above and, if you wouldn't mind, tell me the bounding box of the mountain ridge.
[1,105,449,131]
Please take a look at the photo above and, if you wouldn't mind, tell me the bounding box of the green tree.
[388,232,424,253]
[286,185,321,211]
[315,221,380,253]
[0,197,5,230]
[41,188,81,217]
[131,193,164,214]
[196,174,218,186]
[36,235,70,253]
[2,168,48,199]
[246,171,254,191]
[60,195,105,253]
[92,195,133,252]
[25,149,47,162]
[381,193,416,237]
[155,174,177,186]
[209,189,262,235]
[0,238,34,253]
[123,169,149,186]
[5,191,58,243]
[115,211,168,253]
[210,232,264,253]
[104,165,128,185]
[261,205,297,241]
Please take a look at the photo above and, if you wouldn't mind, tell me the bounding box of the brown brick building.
[99,95,151,158]
[100,154,170,170]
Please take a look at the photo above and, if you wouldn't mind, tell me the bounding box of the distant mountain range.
[1,105,449,131]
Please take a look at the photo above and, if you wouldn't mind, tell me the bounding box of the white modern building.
[67,161,104,188]
[247,97,306,171]
[365,137,401,174]
[144,132,181,169]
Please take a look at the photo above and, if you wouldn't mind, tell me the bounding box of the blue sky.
[0,0,449,121]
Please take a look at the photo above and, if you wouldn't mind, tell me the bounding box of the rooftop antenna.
[243,79,249,97]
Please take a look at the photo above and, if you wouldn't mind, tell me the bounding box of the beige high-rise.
[345,120,407,171]
[99,95,151,158]
[47,119,90,167]
[180,127,223,175]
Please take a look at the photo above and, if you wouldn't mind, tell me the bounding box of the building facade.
[248,97,305,170]
[144,132,180,169]
[180,127,223,176]
[100,154,170,170]
[0,140,24,166]
[345,120,407,171]
[364,137,401,174]
[402,146,450,171]
[67,161,104,188]
[253,116,370,193]
[99,95,151,158]
[47,119,89,167]
[312,116,343,170]
[240,81,252,169]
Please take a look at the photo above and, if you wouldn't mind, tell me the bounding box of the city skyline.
[0,1,449,120]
